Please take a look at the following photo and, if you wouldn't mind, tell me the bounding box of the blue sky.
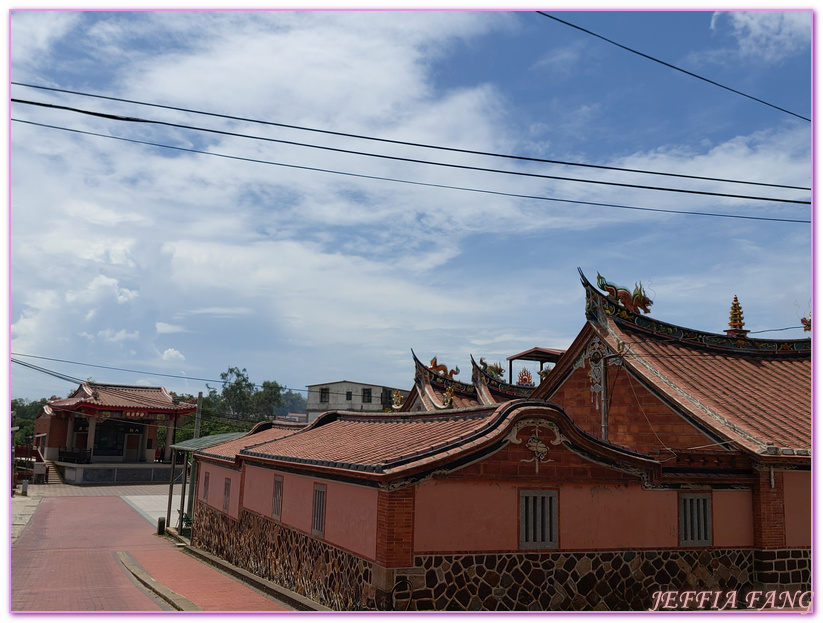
[8,9,812,402]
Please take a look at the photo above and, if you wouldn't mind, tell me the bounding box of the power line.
[12,98,809,205]
[11,81,810,191]
[12,118,811,224]
[536,11,811,123]
[11,352,309,395]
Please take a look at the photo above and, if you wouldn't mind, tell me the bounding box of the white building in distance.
[305,381,408,422]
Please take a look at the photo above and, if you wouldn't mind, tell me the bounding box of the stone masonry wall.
[192,503,810,611]
[753,549,811,589]
[394,550,756,611]
[192,504,375,610]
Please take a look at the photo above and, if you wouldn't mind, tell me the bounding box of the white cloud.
[712,11,811,63]
[65,275,139,306]
[98,329,140,343]
[161,348,185,362]
[9,11,811,401]
[156,322,186,334]
[10,11,81,71]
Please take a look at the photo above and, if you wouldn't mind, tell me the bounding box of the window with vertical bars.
[520,490,558,549]
[223,478,231,513]
[272,476,283,521]
[202,472,210,503]
[680,493,712,546]
[312,484,326,537]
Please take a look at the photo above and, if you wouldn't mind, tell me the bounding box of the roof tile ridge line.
[507,401,656,464]
[373,401,522,470]
[601,320,768,451]
[236,427,307,453]
[533,323,595,399]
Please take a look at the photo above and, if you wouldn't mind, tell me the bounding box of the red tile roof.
[197,423,306,463]
[45,382,196,414]
[536,273,811,460]
[242,406,500,474]
[201,401,661,486]
[606,318,810,456]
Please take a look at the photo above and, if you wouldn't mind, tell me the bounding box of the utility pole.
[11,411,17,493]
[185,392,203,525]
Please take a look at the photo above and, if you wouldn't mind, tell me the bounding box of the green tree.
[253,380,284,418]
[275,390,307,416]
[11,398,47,445]
[217,367,257,420]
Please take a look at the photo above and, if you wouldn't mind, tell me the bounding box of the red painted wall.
[243,464,275,517]
[712,490,754,547]
[559,483,677,549]
[323,482,378,560]
[199,462,241,519]
[276,472,379,559]
[783,470,811,547]
[415,480,516,552]
[280,472,316,535]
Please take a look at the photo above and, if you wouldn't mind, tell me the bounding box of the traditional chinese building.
[188,270,810,611]
[34,382,196,484]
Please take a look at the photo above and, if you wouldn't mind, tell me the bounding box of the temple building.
[188,270,810,611]
[34,382,196,484]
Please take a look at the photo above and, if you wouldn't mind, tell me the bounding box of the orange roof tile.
[560,272,811,459]
[197,423,306,463]
[241,407,500,473]
[46,382,196,414]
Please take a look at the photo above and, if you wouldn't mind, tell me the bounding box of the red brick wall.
[375,488,415,567]
[453,435,637,483]
[752,468,786,549]
[550,366,714,454]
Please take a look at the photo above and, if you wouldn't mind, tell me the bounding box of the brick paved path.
[11,494,291,612]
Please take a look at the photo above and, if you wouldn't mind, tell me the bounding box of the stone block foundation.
[191,505,810,611]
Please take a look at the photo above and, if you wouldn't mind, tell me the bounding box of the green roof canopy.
[171,432,246,452]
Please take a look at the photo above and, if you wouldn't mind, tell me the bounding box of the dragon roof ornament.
[578,268,810,356]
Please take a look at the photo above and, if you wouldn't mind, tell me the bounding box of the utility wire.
[12,98,809,204]
[536,11,811,123]
[11,81,811,191]
[11,119,812,224]
[11,352,309,394]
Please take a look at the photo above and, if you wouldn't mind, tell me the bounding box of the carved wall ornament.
[573,337,617,409]
[506,418,566,474]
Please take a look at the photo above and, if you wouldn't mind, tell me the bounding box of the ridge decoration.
[597,272,653,315]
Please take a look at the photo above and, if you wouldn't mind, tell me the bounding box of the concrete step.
[44,461,63,485]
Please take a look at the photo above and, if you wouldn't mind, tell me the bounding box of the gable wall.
[550,365,715,453]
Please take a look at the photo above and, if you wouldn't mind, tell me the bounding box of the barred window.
[223,478,231,513]
[272,476,283,521]
[520,489,558,549]
[680,493,712,546]
[362,388,372,403]
[202,472,210,503]
[320,388,330,403]
[312,484,327,537]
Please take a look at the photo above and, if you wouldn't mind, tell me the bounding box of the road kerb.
[117,551,203,611]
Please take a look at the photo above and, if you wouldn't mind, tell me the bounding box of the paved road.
[10,483,293,612]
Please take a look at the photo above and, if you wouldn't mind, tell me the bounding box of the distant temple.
[34,383,196,484]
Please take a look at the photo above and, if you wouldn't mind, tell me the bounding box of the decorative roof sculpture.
[537,269,811,462]
[725,295,748,337]
[596,272,653,315]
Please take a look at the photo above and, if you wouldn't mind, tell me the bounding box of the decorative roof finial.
[725,295,749,337]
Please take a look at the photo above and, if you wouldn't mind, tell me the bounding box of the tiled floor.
[10,484,292,612]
